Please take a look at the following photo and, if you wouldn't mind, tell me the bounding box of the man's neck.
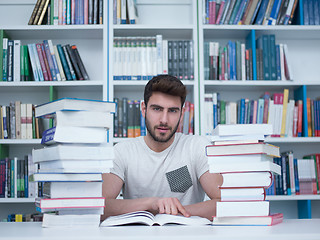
[143,134,176,153]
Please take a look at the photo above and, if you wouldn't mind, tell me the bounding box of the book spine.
[71,45,89,80]
[47,40,61,80]
[43,40,57,81]
[66,44,83,80]
[53,45,66,81]
[62,45,77,80]
[31,43,45,81]
[57,44,72,80]
[36,43,50,81]
[28,0,43,25]
[27,44,40,81]
[13,40,21,82]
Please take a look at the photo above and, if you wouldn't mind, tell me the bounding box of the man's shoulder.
[114,136,144,150]
[176,133,210,146]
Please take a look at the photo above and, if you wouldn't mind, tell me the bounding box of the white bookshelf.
[197,0,320,219]
[1,0,320,221]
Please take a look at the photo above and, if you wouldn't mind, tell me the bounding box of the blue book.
[254,0,269,24]
[239,98,246,124]
[232,41,236,80]
[229,0,243,24]
[245,30,257,80]
[294,86,308,137]
[293,158,300,194]
[303,0,309,25]
[269,35,277,80]
[257,98,264,124]
[56,44,72,80]
[268,0,283,25]
[233,0,249,24]
[308,0,315,25]
[43,40,57,81]
[314,0,320,25]
[256,35,270,80]
[140,110,146,136]
[275,44,281,80]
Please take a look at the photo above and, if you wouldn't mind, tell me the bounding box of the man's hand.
[150,197,190,217]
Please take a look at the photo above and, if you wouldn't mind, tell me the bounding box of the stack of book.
[30,98,116,228]
[207,124,283,226]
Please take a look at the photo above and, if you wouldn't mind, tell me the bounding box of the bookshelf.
[197,1,320,219]
[0,0,108,220]
[1,0,320,221]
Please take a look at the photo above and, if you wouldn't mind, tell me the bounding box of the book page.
[154,214,212,226]
[100,211,155,226]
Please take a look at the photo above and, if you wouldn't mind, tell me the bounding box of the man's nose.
[159,110,169,124]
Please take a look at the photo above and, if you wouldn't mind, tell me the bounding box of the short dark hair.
[144,75,187,108]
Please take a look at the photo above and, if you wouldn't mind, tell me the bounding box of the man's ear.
[141,100,146,118]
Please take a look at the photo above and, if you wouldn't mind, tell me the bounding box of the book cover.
[35,98,116,117]
[212,213,283,226]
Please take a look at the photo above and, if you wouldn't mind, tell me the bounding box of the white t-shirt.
[111,133,210,205]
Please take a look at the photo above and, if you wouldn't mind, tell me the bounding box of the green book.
[20,45,25,81]
[23,45,31,81]
[0,30,9,81]
[0,145,9,159]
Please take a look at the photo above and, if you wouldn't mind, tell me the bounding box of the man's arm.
[184,171,222,220]
[101,173,190,221]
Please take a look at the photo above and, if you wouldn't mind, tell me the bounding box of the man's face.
[142,92,183,143]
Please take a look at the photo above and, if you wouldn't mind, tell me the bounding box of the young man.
[102,75,222,221]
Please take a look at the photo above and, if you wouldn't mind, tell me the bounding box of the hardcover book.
[35,98,116,118]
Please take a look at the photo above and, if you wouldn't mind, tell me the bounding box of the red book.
[36,43,50,81]
[297,100,303,137]
[215,0,225,24]
[209,0,216,24]
[212,213,283,226]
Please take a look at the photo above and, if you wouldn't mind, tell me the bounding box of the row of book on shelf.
[0,102,47,140]
[113,98,194,138]
[303,0,320,25]
[204,34,292,81]
[113,36,194,81]
[113,0,138,25]
[28,0,103,25]
[266,151,320,195]
[0,36,89,82]
[204,89,320,138]
[203,0,299,25]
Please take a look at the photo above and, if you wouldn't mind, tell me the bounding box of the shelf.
[0,198,35,203]
[266,137,320,143]
[113,80,194,86]
[266,195,320,201]
[0,80,103,87]
[113,26,194,39]
[202,25,320,40]
[1,25,103,40]
[0,139,41,145]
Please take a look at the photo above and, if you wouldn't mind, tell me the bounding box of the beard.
[145,111,181,143]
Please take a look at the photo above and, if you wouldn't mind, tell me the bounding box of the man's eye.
[153,107,160,111]
[169,109,178,113]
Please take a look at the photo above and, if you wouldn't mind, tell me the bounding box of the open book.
[100,211,212,226]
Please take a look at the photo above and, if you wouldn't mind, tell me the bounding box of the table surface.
[1,219,320,240]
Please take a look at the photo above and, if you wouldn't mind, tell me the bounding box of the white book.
[162,39,168,74]
[35,98,116,117]
[210,133,266,142]
[36,197,105,209]
[212,124,273,136]
[208,153,274,165]
[20,103,27,139]
[38,159,113,173]
[279,43,286,80]
[283,43,293,81]
[27,154,37,198]
[226,102,237,124]
[113,38,120,80]
[53,110,113,128]
[221,171,273,188]
[30,173,102,182]
[285,99,295,137]
[206,142,280,157]
[212,213,283,226]
[267,100,276,135]
[42,213,101,228]
[58,207,104,215]
[127,0,137,24]
[53,45,66,81]
[120,0,126,24]
[100,211,211,227]
[204,93,213,135]
[152,38,157,77]
[53,0,59,25]
[241,43,246,81]
[41,126,107,145]
[220,187,265,201]
[156,34,163,75]
[32,144,114,162]
[209,161,281,175]
[216,201,270,217]
[13,40,21,82]
[42,181,102,198]
[26,103,33,139]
